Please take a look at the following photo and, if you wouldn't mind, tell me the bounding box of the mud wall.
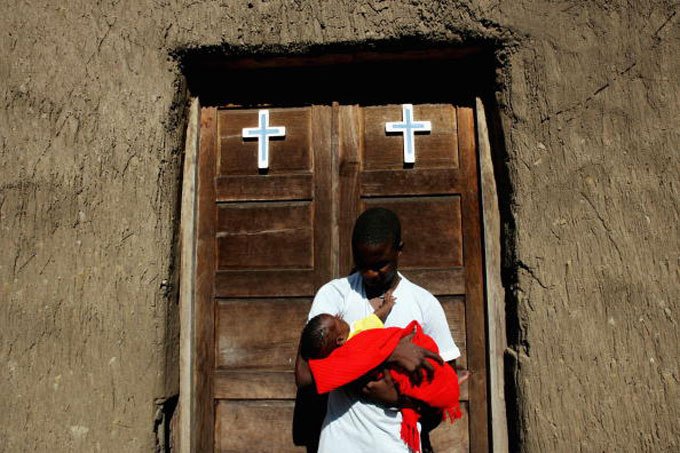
[1,1,678,451]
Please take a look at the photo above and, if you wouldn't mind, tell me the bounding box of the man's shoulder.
[398,273,436,300]
[316,273,361,298]
[310,274,361,319]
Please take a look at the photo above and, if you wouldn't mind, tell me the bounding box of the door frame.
[177,97,202,453]
[176,93,508,452]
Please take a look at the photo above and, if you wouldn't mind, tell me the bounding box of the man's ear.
[397,241,404,255]
[336,336,346,346]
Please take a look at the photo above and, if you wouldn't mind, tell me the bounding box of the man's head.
[299,313,351,360]
[351,207,403,295]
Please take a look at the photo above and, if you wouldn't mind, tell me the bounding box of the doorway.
[191,101,488,451]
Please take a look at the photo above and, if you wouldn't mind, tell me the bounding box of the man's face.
[353,240,401,295]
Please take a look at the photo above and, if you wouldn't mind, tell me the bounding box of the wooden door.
[336,105,487,452]
[196,106,332,452]
[196,103,487,452]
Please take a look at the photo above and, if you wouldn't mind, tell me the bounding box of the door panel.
[361,104,459,170]
[215,401,302,453]
[214,371,297,400]
[429,403,471,452]
[215,299,310,370]
[441,297,468,372]
[198,103,487,452]
[362,196,464,268]
[218,108,312,175]
[215,270,317,298]
[405,268,466,296]
[361,167,463,196]
[216,202,314,269]
[215,173,313,201]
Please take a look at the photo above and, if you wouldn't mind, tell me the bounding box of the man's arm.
[293,350,326,448]
[295,351,313,388]
[359,374,430,410]
[297,281,343,387]
[387,332,444,385]
[359,333,445,406]
[360,369,398,405]
[363,358,469,409]
[299,333,441,392]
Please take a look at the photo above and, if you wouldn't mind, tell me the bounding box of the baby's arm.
[373,290,396,322]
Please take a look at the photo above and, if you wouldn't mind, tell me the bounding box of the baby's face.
[316,314,351,356]
[332,316,351,345]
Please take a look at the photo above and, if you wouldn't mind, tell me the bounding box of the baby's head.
[300,313,351,360]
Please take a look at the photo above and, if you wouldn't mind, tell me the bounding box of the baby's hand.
[374,291,396,322]
[383,291,396,309]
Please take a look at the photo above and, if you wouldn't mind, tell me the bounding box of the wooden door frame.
[178,98,218,453]
[176,94,508,452]
[178,97,200,453]
[476,98,509,453]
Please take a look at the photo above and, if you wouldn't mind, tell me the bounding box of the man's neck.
[365,274,401,299]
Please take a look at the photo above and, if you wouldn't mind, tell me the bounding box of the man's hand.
[388,332,444,385]
[457,369,471,385]
[361,370,399,405]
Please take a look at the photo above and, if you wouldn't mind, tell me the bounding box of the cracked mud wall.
[1,1,678,451]
[492,3,680,451]
[0,2,186,451]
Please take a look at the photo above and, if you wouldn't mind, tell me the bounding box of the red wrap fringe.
[401,408,421,453]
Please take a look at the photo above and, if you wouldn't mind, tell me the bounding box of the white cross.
[385,104,432,164]
[242,109,286,170]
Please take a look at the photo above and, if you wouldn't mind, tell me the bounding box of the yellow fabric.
[348,314,384,340]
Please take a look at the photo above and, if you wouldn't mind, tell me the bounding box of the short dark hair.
[300,314,335,360]
[351,207,402,251]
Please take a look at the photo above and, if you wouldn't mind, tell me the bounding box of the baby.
[299,293,463,453]
[299,291,396,360]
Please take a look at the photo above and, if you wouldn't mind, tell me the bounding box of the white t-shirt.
[308,272,460,453]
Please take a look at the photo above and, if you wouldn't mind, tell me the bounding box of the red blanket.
[308,320,461,453]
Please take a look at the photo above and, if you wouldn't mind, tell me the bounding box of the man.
[294,207,461,452]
